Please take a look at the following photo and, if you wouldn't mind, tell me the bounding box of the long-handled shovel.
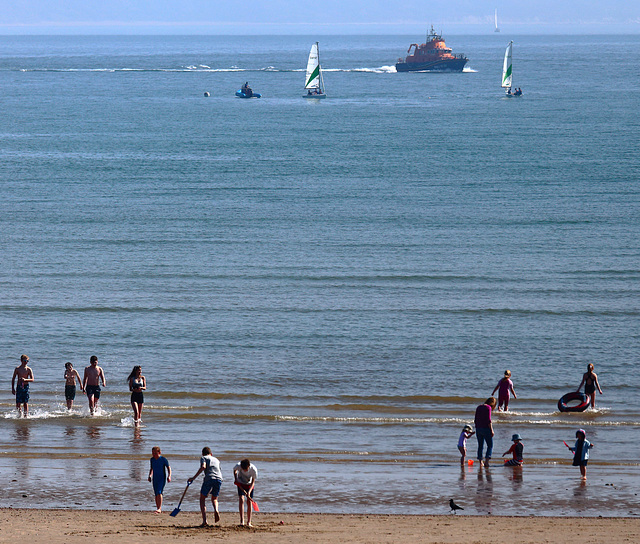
[235,481,259,512]
[170,481,191,517]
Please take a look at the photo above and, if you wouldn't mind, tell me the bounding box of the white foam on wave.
[324,66,397,74]
[183,64,213,70]
[3,405,93,419]
[495,406,611,417]
[375,65,397,73]
[495,410,558,417]
[463,67,478,73]
[4,404,120,420]
[20,65,400,74]
[276,414,470,424]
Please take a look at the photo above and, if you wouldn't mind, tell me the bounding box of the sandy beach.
[2,509,640,544]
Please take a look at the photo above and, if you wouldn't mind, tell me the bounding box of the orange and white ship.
[396,26,468,72]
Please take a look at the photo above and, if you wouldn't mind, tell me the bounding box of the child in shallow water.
[457,424,475,465]
[569,429,594,480]
[63,362,83,410]
[502,434,524,466]
[492,370,517,411]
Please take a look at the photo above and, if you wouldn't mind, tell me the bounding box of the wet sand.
[3,452,640,517]
[2,509,640,544]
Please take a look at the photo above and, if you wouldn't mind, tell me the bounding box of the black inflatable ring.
[558,391,590,413]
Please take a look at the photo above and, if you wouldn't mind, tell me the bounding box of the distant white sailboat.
[303,42,326,99]
[502,41,522,97]
[494,9,500,32]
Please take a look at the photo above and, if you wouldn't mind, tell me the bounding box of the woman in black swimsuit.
[577,363,602,409]
[127,365,146,425]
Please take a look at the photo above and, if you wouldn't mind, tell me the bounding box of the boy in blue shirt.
[148,446,171,513]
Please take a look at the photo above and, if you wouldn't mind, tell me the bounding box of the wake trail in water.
[15,65,399,74]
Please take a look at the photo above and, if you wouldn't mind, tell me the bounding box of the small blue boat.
[236,83,261,98]
[235,90,261,98]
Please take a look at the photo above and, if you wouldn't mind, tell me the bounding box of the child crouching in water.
[502,434,524,466]
[457,424,475,465]
[569,429,593,480]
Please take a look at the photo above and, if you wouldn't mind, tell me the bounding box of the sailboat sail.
[304,43,322,90]
[501,41,513,88]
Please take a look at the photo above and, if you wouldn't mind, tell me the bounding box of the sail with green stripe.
[305,64,320,88]
[502,41,513,88]
[303,42,325,97]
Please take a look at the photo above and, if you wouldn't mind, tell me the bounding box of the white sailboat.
[303,42,326,99]
[501,41,521,96]
[494,9,500,32]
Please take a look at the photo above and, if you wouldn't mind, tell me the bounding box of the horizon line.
[0,20,638,35]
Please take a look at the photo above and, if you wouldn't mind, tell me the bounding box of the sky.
[0,0,638,34]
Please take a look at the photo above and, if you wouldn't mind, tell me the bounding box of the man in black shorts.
[83,355,106,414]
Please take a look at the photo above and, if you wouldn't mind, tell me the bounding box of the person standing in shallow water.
[12,354,34,417]
[577,363,602,409]
[569,428,594,480]
[474,397,497,466]
[64,362,83,410]
[83,355,106,415]
[492,370,517,411]
[127,365,146,425]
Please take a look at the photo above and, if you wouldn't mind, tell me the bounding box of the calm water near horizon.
[0,34,639,517]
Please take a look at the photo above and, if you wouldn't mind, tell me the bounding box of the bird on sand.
[449,499,464,513]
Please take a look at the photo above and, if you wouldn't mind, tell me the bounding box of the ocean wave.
[2,406,120,420]
[3,405,635,427]
[325,403,436,414]
[494,408,611,417]
[15,65,399,74]
[0,391,626,414]
[275,415,472,424]
[4,304,635,317]
[322,66,397,73]
[0,390,501,404]
[296,449,372,456]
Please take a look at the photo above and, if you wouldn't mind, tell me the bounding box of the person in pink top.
[474,397,497,466]
[492,370,517,411]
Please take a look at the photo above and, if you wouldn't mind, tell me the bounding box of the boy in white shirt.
[188,447,223,526]
[233,458,258,527]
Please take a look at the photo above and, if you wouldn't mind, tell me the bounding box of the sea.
[0,34,639,517]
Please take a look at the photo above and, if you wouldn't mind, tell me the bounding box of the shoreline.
[2,509,640,544]
[2,453,640,517]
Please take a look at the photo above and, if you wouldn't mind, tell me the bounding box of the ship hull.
[395,58,468,73]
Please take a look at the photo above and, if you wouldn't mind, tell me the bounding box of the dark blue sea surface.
[0,35,639,516]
